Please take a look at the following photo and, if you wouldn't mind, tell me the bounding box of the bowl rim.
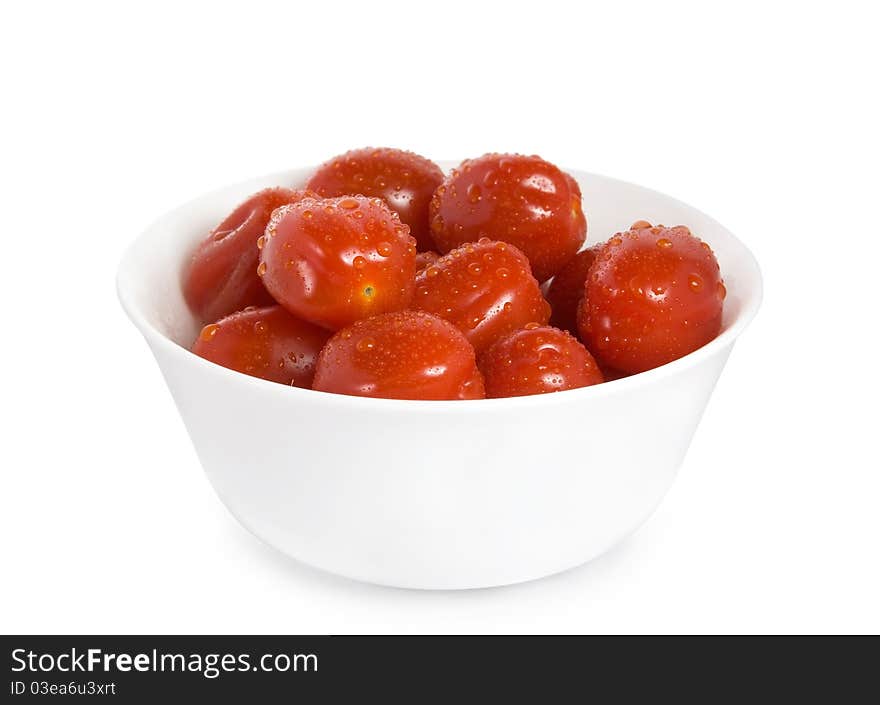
[117,165,763,413]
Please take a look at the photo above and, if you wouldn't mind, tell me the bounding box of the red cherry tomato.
[306,147,444,252]
[182,188,314,323]
[479,324,604,398]
[192,305,331,387]
[429,154,586,281]
[543,245,601,334]
[411,238,550,354]
[578,222,725,374]
[599,365,632,382]
[312,311,485,400]
[415,250,440,271]
[259,195,417,330]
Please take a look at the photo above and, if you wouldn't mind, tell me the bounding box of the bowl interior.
[118,165,762,367]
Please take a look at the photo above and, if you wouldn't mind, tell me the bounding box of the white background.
[2,1,878,634]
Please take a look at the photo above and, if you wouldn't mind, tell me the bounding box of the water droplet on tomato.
[256,235,265,250]
[339,198,359,210]
[688,274,703,292]
[717,281,727,300]
[356,337,376,353]
[377,241,393,257]
[467,262,482,276]
[628,277,645,296]
[254,321,267,334]
[353,256,367,269]
[467,183,482,203]
[656,238,672,249]
[199,324,220,342]
[257,262,267,276]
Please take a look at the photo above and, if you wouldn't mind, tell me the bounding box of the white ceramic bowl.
[117,165,762,590]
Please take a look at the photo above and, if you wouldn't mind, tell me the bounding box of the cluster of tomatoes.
[184,148,725,400]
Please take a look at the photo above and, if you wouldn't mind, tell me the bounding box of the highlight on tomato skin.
[577,221,726,374]
[192,305,332,387]
[411,238,550,355]
[182,187,316,323]
[312,310,485,401]
[429,153,587,282]
[543,244,602,335]
[259,195,417,331]
[479,324,604,398]
[306,147,444,252]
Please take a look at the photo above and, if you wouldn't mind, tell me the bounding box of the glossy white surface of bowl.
[117,165,762,589]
